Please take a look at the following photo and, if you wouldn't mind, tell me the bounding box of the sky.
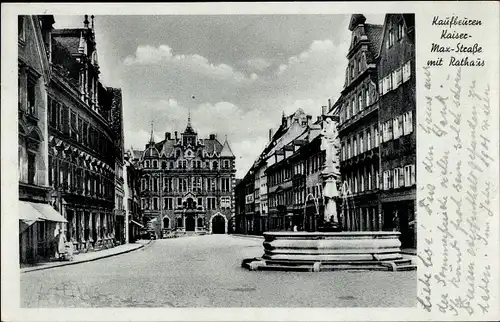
[54,14,384,178]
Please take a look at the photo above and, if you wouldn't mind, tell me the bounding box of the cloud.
[277,39,339,76]
[123,45,256,83]
[246,57,272,71]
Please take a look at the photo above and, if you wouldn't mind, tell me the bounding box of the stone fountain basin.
[242,231,416,272]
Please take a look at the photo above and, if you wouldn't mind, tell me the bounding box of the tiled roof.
[365,24,383,58]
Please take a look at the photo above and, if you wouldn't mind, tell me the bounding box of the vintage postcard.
[1,2,499,321]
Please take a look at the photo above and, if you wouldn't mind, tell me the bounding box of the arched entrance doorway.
[197,217,203,229]
[185,216,195,231]
[211,214,226,234]
[163,217,170,229]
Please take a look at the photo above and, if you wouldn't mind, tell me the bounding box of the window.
[403,110,414,135]
[365,87,370,107]
[393,168,403,189]
[393,116,403,139]
[388,28,394,47]
[70,111,77,140]
[378,80,383,95]
[165,198,173,210]
[351,98,356,116]
[393,67,402,88]
[353,137,358,156]
[153,160,158,168]
[382,120,393,142]
[398,22,404,40]
[27,152,36,184]
[402,60,412,82]
[145,160,150,168]
[347,139,352,159]
[383,170,390,190]
[367,171,372,190]
[359,133,364,154]
[374,125,379,147]
[404,165,412,187]
[153,198,158,210]
[27,78,36,116]
[213,161,218,170]
[358,92,363,111]
[177,198,182,206]
[169,161,174,169]
[366,130,372,151]
[197,197,203,208]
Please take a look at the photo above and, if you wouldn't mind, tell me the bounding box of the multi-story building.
[377,14,416,248]
[123,149,143,243]
[47,15,121,252]
[337,14,383,233]
[18,15,67,263]
[137,115,236,235]
[109,88,125,244]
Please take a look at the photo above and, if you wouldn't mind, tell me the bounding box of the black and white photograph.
[16,12,417,308]
[4,3,500,321]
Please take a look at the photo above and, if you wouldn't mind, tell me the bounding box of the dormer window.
[145,160,150,168]
[152,160,158,168]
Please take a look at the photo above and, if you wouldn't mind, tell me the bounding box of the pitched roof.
[365,23,384,58]
[220,139,235,158]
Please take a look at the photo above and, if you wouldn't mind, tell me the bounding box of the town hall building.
[138,114,236,235]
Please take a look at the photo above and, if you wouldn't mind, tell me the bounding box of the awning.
[19,201,68,223]
[19,201,45,221]
[130,220,144,228]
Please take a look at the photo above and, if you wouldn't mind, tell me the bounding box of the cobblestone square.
[21,235,416,308]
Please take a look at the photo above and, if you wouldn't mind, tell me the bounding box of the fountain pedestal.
[242,231,416,272]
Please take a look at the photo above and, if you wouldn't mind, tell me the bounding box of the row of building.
[234,14,416,249]
[18,15,142,264]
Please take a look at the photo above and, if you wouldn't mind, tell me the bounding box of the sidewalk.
[230,234,264,239]
[21,240,152,273]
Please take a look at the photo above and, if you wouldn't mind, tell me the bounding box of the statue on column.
[320,116,342,231]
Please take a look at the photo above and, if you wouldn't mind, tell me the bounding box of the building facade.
[123,150,143,243]
[235,108,330,234]
[138,116,236,235]
[377,14,416,248]
[47,15,121,252]
[18,15,68,263]
[109,88,125,244]
[337,14,383,233]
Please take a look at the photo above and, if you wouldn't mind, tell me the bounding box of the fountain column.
[319,117,342,231]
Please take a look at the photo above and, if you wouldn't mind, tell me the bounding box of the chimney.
[165,132,171,140]
[306,115,312,126]
[328,98,332,110]
[322,105,328,116]
[269,128,273,141]
[209,134,216,140]
[174,131,178,140]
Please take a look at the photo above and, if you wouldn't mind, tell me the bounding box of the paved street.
[21,235,416,307]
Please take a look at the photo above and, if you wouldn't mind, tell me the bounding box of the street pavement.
[21,234,416,308]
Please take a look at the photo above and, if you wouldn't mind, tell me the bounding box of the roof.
[365,23,384,58]
[141,137,225,159]
[220,139,235,157]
